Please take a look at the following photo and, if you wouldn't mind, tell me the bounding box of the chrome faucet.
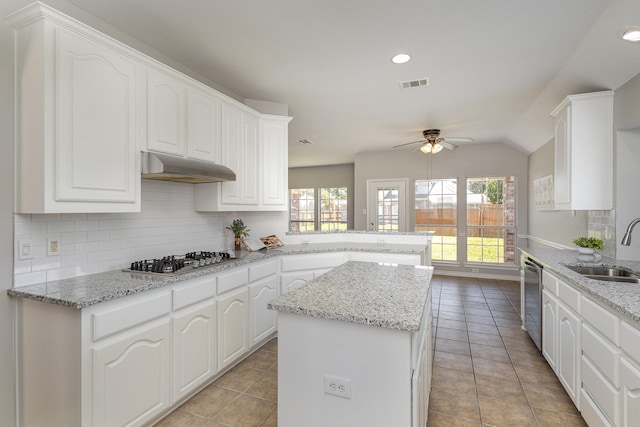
[621,218,640,246]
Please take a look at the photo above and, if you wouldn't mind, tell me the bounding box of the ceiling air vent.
[399,77,430,89]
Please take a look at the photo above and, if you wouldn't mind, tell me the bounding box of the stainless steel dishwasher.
[523,257,543,351]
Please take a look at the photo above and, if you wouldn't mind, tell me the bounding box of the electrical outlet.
[47,238,60,256]
[324,375,351,399]
[18,240,33,260]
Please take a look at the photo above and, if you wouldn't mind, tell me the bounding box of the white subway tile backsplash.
[47,221,75,233]
[13,181,289,287]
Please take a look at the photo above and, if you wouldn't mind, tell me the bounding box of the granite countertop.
[267,261,433,332]
[8,242,427,309]
[521,247,640,323]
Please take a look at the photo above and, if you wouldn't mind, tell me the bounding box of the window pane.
[320,187,348,231]
[466,177,516,264]
[416,179,457,261]
[377,188,399,231]
[289,188,315,231]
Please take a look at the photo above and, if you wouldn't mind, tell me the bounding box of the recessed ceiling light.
[391,53,411,64]
[619,27,640,42]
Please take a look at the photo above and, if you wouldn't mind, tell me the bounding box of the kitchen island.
[268,261,433,427]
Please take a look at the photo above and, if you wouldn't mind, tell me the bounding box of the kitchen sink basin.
[564,265,640,283]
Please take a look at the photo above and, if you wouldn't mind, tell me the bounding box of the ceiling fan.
[393,129,474,154]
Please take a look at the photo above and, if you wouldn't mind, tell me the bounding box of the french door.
[366,179,409,232]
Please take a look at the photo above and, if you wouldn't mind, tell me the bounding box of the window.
[415,179,457,261]
[289,187,348,231]
[376,187,399,231]
[289,188,315,232]
[466,177,517,264]
[320,188,348,231]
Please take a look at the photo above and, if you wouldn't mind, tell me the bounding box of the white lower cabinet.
[619,357,640,427]
[280,271,315,294]
[542,289,558,372]
[217,287,250,370]
[557,301,581,407]
[172,301,217,402]
[92,320,172,427]
[541,268,640,427]
[250,276,278,346]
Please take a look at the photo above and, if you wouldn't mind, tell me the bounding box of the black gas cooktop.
[123,251,235,276]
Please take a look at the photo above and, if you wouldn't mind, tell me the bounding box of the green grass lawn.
[432,236,507,263]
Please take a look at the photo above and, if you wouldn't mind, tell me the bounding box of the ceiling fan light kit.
[392,129,474,154]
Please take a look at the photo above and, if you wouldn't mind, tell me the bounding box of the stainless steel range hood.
[141,151,236,183]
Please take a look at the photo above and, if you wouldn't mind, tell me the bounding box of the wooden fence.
[416,204,506,238]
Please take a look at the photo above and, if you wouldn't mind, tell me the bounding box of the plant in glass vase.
[226,219,250,251]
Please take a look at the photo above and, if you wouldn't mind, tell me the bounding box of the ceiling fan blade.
[392,139,426,149]
[441,137,474,143]
[439,140,458,150]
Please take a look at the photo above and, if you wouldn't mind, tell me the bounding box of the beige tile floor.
[428,276,587,427]
[156,275,587,427]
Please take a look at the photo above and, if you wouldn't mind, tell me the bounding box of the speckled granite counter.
[521,247,640,323]
[8,242,427,309]
[268,261,433,331]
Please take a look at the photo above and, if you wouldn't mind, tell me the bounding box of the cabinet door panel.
[250,276,278,346]
[93,321,171,427]
[557,302,580,407]
[56,28,138,203]
[187,87,221,162]
[147,68,186,156]
[173,302,217,401]
[542,289,557,372]
[220,104,243,204]
[620,357,640,427]
[261,119,288,207]
[242,113,259,205]
[280,272,314,294]
[217,288,249,370]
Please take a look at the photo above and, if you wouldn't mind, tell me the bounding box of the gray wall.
[0,7,15,427]
[526,72,640,261]
[354,143,528,278]
[527,139,587,248]
[613,73,640,261]
[289,164,355,229]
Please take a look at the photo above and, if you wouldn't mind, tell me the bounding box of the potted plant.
[226,218,250,251]
[572,236,603,254]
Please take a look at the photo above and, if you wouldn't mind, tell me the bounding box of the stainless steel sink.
[564,265,640,283]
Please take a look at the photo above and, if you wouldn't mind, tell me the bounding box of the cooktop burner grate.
[123,251,235,275]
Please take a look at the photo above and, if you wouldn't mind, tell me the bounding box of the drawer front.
[542,270,559,296]
[620,321,640,366]
[217,267,248,294]
[582,296,620,345]
[280,253,345,272]
[581,355,619,426]
[249,259,277,283]
[580,388,615,427]
[92,291,171,341]
[557,279,580,313]
[172,276,216,311]
[582,323,619,385]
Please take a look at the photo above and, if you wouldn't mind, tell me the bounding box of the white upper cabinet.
[551,90,613,210]
[187,86,222,163]
[195,107,292,212]
[146,66,223,163]
[261,115,292,208]
[9,3,141,213]
[146,67,187,156]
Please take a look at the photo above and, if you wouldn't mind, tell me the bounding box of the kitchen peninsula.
[9,234,431,427]
[268,261,433,427]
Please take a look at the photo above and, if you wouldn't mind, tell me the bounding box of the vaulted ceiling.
[6,0,640,167]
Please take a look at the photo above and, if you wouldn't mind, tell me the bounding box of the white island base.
[277,308,432,427]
